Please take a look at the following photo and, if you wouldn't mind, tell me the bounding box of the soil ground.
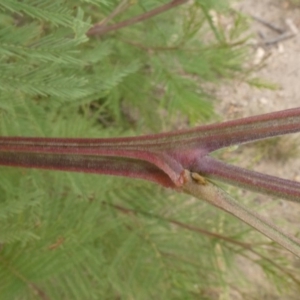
[213,0,300,298]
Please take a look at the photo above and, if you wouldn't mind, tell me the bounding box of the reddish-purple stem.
[0,151,175,187]
[0,107,300,200]
[196,156,300,203]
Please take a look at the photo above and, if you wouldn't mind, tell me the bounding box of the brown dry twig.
[251,14,285,34]
[252,14,299,45]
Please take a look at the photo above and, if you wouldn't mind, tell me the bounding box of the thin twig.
[181,170,300,257]
[103,201,251,248]
[0,255,50,300]
[251,15,285,34]
[224,244,300,286]
[264,32,295,45]
[107,201,300,285]
[262,18,299,45]
[87,0,189,36]
[285,18,299,35]
[251,15,299,45]
[95,0,132,28]
[120,38,181,51]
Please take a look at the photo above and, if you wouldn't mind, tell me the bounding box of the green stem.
[181,170,300,257]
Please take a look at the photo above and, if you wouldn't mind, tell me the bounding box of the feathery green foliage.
[1,1,299,299]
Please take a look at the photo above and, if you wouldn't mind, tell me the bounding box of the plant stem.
[87,0,189,36]
[196,156,300,203]
[181,170,300,257]
[98,0,131,27]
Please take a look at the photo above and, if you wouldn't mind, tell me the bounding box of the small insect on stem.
[191,172,207,185]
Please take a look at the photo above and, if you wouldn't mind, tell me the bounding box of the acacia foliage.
[1,1,295,299]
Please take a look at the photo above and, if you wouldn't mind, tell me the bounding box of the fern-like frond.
[0,0,73,27]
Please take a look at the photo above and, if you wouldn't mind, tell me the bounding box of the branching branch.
[1,108,300,255]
